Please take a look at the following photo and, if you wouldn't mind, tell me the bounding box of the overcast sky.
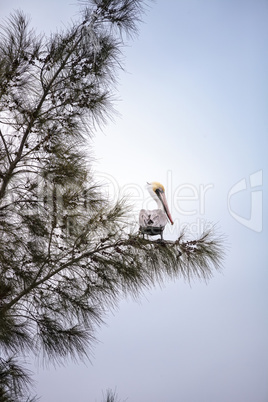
[1,1,267,401]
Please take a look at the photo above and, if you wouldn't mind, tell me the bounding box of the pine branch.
[0,227,223,317]
[0,128,12,164]
[0,356,36,402]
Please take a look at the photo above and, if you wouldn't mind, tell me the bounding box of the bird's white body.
[139,182,173,239]
[139,209,168,229]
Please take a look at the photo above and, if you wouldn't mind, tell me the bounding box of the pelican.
[139,182,173,240]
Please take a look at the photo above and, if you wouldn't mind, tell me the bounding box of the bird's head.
[147,181,174,225]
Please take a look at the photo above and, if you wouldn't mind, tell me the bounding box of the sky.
[1,0,268,401]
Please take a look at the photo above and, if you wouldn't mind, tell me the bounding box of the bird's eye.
[155,188,163,196]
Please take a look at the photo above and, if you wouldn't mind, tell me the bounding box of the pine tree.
[0,1,224,400]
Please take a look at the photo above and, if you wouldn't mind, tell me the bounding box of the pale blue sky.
[1,1,267,401]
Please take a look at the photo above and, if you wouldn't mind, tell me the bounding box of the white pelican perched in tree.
[139,182,174,240]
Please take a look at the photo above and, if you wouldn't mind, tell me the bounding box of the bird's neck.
[155,197,162,209]
[147,186,163,209]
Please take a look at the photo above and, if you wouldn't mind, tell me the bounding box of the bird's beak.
[158,191,174,225]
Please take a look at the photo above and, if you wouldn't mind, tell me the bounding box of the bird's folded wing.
[139,209,168,227]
